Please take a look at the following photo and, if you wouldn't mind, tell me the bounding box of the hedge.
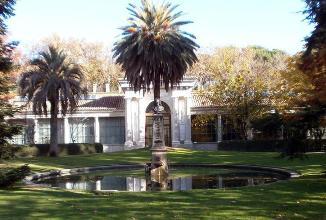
[14,143,103,157]
[0,165,30,187]
[218,139,326,152]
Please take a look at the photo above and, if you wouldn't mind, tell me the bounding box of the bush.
[14,143,103,158]
[0,165,30,187]
[218,139,326,152]
[0,143,17,159]
[14,146,39,158]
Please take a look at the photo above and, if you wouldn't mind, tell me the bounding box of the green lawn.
[1,148,325,219]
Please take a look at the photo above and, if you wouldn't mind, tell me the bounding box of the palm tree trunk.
[49,100,59,157]
[154,72,161,111]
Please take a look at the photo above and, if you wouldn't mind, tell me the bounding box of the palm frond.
[19,46,86,116]
[113,0,199,93]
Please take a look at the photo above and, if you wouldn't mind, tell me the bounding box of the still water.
[36,167,287,192]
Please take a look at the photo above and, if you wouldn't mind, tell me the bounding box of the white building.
[10,78,233,152]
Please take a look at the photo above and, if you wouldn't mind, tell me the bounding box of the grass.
[0,148,325,219]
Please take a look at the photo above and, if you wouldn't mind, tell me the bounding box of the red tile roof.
[78,96,125,111]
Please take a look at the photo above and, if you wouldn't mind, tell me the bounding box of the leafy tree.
[34,35,123,92]
[301,0,326,105]
[0,0,21,159]
[192,47,289,140]
[19,46,86,156]
[112,0,198,104]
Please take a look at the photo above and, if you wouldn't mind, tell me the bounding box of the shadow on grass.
[0,175,325,219]
[4,149,326,177]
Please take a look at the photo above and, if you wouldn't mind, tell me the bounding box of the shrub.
[0,143,16,159]
[0,165,30,188]
[218,139,326,152]
[14,146,38,158]
[14,143,103,157]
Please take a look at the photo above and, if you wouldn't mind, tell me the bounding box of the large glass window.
[38,119,64,144]
[100,117,125,144]
[69,118,94,143]
[38,120,50,144]
[191,115,217,142]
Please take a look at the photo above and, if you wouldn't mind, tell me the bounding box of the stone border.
[25,163,300,183]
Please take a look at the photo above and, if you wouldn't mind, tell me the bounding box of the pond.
[34,166,289,192]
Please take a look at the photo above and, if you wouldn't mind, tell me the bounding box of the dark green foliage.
[301,0,326,104]
[0,0,21,159]
[19,46,86,156]
[282,106,325,157]
[0,0,15,35]
[14,143,103,157]
[252,113,283,139]
[218,140,285,152]
[0,143,17,159]
[0,164,30,187]
[113,0,198,96]
[218,139,325,152]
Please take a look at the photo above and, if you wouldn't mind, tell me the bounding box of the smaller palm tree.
[19,46,86,156]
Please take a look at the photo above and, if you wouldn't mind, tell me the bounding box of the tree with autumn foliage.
[190,46,290,140]
[0,0,22,159]
[33,35,123,92]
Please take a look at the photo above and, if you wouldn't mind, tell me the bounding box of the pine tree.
[0,0,21,159]
[301,0,326,105]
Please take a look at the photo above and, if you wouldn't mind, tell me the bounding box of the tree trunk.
[154,72,161,111]
[49,100,59,157]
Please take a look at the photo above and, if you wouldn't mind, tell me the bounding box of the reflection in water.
[37,170,286,192]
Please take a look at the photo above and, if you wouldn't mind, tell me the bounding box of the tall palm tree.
[113,0,198,108]
[19,46,85,156]
[113,0,198,178]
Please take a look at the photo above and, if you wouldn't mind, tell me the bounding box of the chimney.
[105,83,110,93]
[92,84,97,93]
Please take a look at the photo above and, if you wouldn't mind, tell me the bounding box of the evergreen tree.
[301,0,326,105]
[0,0,21,158]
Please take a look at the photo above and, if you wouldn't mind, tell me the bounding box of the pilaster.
[64,117,70,144]
[94,117,100,143]
[34,118,39,144]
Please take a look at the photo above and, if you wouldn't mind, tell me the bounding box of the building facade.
[10,78,228,152]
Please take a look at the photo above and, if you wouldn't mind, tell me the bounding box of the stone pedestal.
[149,110,169,189]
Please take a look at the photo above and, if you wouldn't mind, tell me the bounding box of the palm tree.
[113,0,199,108]
[19,46,85,156]
[113,0,198,177]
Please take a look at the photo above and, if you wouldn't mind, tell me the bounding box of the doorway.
[145,101,171,147]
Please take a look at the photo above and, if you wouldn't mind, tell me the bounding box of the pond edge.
[25,163,300,182]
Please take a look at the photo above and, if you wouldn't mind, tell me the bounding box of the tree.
[301,0,326,105]
[34,35,123,92]
[113,0,198,101]
[19,46,86,156]
[193,47,289,140]
[0,0,22,159]
[112,0,198,178]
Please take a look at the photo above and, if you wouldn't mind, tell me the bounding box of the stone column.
[124,97,133,148]
[64,117,70,144]
[171,96,180,146]
[217,114,223,142]
[138,99,145,147]
[96,180,101,191]
[34,118,39,144]
[92,84,97,93]
[105,83,110,93]
[184,96,192,145]
[94,117,100,143]
[178,98,186,143]
[131,98,139,144]
[218,176,223,188]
